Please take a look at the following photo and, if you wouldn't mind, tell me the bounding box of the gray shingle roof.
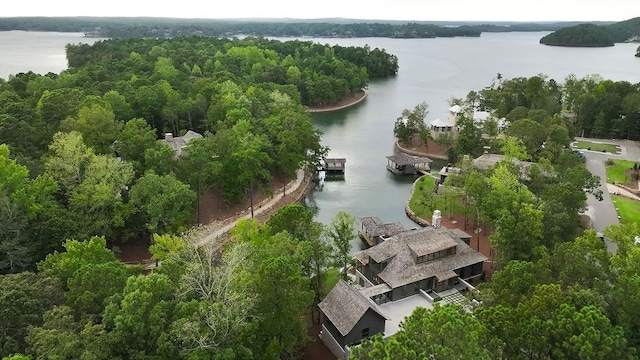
[360,216,406,238]
[472,153,533,171]
[354,227,487,289]
[159,130,203,157]
[318,280,388,336]
[448,228,472,241]
[386,153,433,166]
[407,228,458,256]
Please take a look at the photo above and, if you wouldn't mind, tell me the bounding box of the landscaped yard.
[409,175,466,218]
[606,159,638,185]
[612,195,640,225]
[575,140,619,154]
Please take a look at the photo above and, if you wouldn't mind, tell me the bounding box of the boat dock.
[317,158,346,177]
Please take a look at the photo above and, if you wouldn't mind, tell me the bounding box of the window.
[362,328,370,339]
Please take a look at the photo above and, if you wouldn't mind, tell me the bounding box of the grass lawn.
[606,159,637,184]
[575,140,619,153]
[612,195,640,225]
[409,175,465,218]
[323,268,340,293]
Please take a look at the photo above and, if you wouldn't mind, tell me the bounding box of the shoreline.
[395,140,448,161]
[306,90,367,113]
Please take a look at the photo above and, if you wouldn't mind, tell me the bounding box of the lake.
[1,31,640,251]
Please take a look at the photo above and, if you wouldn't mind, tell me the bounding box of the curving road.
[579,138,640,253]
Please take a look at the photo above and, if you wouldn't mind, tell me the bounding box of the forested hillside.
[476,74,640,140]
[0,17,482,38]
[540,16,640,47]
[0,35,398,278]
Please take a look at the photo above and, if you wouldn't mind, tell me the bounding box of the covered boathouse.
[386,153,432,175]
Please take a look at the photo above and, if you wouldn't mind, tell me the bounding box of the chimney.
[432,210,442,229]
[483,146,491,154]
[165,133,173,140]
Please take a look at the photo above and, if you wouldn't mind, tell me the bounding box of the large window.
[362,328,370,339]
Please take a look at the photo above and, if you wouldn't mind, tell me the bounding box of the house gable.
[344,308,386,346]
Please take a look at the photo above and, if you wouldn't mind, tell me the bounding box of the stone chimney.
[432,210,442,228]
[165,133,173,141]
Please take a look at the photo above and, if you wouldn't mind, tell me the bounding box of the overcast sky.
[3,0,638,22]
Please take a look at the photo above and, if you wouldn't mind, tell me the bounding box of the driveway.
[577,138,640,253]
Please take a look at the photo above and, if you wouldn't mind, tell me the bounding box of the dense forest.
[2,25,640,358]
[0,35,398,278]
[476,73,640,140]
[540,16,640,47]
[4,70,640,359]
[0,17,612,39]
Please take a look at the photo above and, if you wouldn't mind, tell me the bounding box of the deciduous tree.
[129,172,196,235]
[327,211,357,280]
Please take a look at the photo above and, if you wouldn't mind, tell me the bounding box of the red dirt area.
[439,215,496,279]
[197,172,289,225]
[112,238,152,265]
[304,324,337,360]
[399,139,450,160]
[115,173,291,264]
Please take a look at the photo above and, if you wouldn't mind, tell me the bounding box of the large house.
[158,130,203,157]
[429,105,462,135]
[319,221,487,359]
[353,225,486,303]
[429,105,507,138]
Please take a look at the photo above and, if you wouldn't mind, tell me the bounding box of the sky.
[3,0,638,22]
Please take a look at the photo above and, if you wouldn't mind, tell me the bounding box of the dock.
[317,158,346,178]
[386,153,432,175]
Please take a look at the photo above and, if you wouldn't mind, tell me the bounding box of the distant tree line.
[3,16,628,41]
[0,17,480,38]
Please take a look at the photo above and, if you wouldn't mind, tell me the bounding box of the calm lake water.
[2,31,640,250]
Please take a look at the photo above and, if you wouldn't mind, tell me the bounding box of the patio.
[378,293,433,336]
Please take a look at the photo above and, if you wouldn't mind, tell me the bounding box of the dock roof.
[360,216,407,238]
[386,153,433,166]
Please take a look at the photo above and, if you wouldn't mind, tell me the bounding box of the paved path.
[195,168,306,249]
[607,183,640,201]
[576,138,640,253]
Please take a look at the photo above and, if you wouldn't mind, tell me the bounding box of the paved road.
[577,138,640,253]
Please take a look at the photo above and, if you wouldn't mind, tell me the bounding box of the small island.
[540,16,640,48]
[540,23,615,47]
